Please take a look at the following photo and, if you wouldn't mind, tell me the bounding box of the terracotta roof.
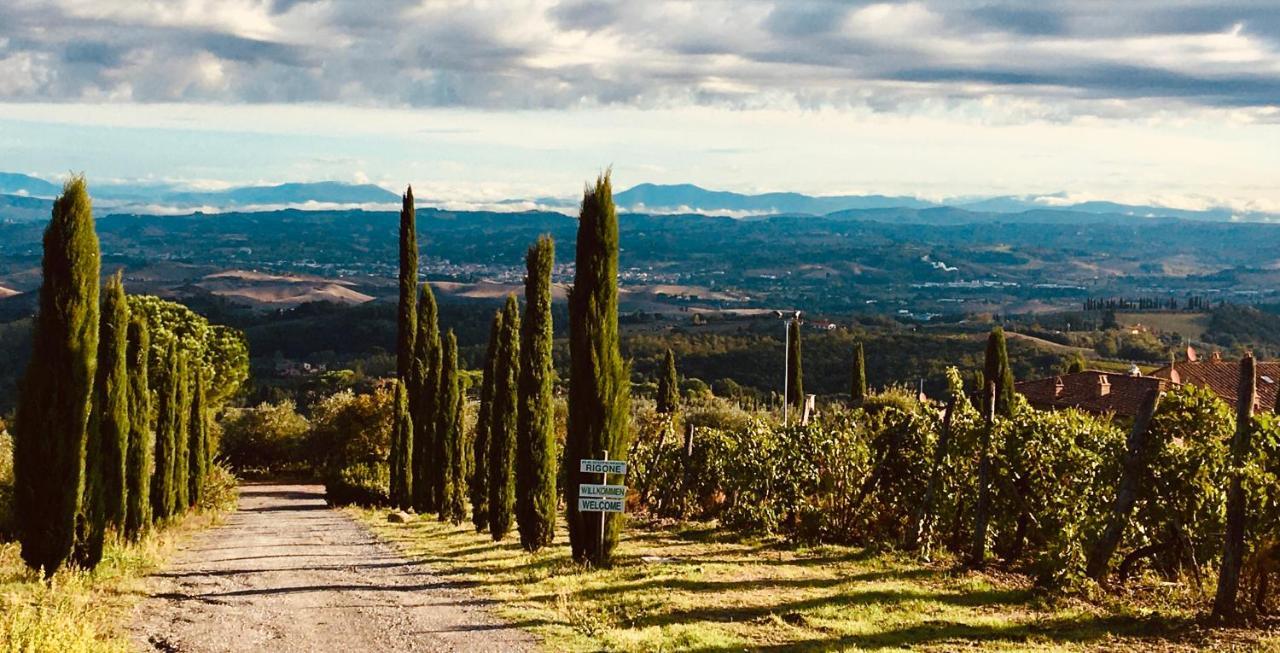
[1149,360,1280,412]
[1016,371,1169,417]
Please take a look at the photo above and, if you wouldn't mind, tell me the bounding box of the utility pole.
[775,309,801,426]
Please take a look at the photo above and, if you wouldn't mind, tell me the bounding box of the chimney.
[1054,377,1065,398]
[1211,351,1222,362]
[1097,375,1111,397]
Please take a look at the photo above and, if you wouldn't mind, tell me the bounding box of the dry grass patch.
[0,469,236,653]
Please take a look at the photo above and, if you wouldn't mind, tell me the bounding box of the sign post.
[578,454,628,552]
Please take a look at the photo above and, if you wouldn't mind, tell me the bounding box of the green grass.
[1115,313,1210,342]
[355,511,1280,652]
[0,462,237,653]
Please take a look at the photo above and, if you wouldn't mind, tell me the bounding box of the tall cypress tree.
[488,295,520,541]
[850,341,867,402]
[656,349,679,414]
[188,369,207,508]
[435,330,461,523]
[392,187,418,509]
[152,339,179,521]
[124,314,153,540]
[14,176,100,575]
[786,317,804,408]
[565,172,630,566]
[392,380,413,509]
[517,236,557,551]
[472,310,502,532]
[447,369,468,525]
[414,282,441,515]
[77,271,131,568]
[984,327,1015,416]
[172,352,191,512]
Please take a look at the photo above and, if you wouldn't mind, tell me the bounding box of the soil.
[130,484,536,652]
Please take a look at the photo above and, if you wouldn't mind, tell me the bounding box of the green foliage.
[393,187,417,510]
[126,295,248,409]
[187,370,208,509]
[1133,385,1232,581]
[489,295,520,541]
[172,352,191,512]
[472,310,501,532]
[786,318,803,407]
[123,314,153,540]
[1066,353,1087,374]
[220,399,310,473]
[984,327,1015,416]
[312,383,394,507]
[15,176,100,575]
[517,236,557,551]
[851,341,867,401]
[77,271,130,569]
[436,331,465,524]
[412,282,440,514]
[566,172,631,566]
[390,381,413,508]
[657,349,679,414]
[0,429,13,541]
[151,340,179,521]
[325,462,390,507]
[993,404,1125,587]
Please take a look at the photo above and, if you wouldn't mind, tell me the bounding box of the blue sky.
[1,1,1279,211]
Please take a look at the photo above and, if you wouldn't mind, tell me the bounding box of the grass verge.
[354,511,1280,652]
[0,464,237,653]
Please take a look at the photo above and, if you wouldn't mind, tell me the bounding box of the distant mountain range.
[0,173,399,217]
[1,173,1276,225]
[611,183,1278,223]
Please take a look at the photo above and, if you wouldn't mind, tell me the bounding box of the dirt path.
[130,484,536,652]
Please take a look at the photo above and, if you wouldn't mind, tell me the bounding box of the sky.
[1,0,1279,211]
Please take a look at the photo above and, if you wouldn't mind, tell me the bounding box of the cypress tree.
[413,282,441,515]
[435,331,461,523]
[447,372,467,525]
[392,379,413,507]
[172,352,190,512]
[392,186,418,509]
[517,236,557,551]
[391,380,414,509]
[786,317,804,408]
[472,310,502,532]
[188,369,207,508]
[124,314,153,540]
[850,341,867,402]
[983,327,1015,416]
[152,339,179,521]
[656,349,679,414]
[488,295,520,541]
[14,176,100,575]
[565,172,631,566]
[77,271,130,568]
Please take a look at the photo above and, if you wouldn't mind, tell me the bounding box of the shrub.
[220,400,310,474]
[310,384,394,506]
[1,429,13,540]
[324,462,390,507]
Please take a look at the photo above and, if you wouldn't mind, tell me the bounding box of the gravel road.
[130,484,536,652]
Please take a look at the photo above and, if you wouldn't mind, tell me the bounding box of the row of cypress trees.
[390,172,631,565]
[391,187,470,526]
[400,173,626,564]
[470,238,559,551]
[14,178,216,575]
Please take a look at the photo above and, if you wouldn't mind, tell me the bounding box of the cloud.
[0,0,1276,117]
